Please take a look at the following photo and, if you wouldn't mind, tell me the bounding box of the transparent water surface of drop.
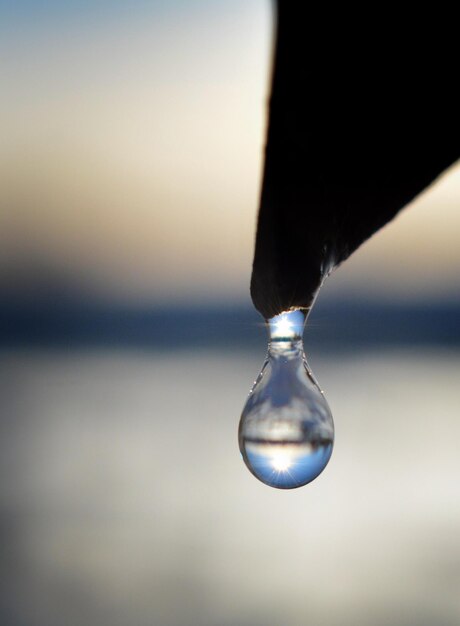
[238,310,334,489]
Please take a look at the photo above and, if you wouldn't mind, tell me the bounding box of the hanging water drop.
[238,309,334,489]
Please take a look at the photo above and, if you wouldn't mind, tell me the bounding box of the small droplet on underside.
[238,309,334,489]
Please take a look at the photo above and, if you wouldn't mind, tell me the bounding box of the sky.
[0,0,458,306]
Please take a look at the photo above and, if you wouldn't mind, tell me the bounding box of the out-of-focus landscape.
[1,2,459,626]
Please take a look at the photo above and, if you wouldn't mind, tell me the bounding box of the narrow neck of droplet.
[268,339,304,359]
[266,309,307,357]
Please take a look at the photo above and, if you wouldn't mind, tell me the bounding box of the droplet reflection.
[239,310,334,489]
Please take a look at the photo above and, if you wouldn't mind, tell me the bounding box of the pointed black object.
[251,4,459,319]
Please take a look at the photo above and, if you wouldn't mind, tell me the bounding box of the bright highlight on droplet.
[273,314,292,337]
[271,453,292,472]
[238,309,334,489]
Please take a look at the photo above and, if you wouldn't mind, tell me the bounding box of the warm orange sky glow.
[0,1,458,305]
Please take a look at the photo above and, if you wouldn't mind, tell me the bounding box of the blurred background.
[1,2,459,625]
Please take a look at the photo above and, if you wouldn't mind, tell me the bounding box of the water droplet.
[239,309,334,489]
